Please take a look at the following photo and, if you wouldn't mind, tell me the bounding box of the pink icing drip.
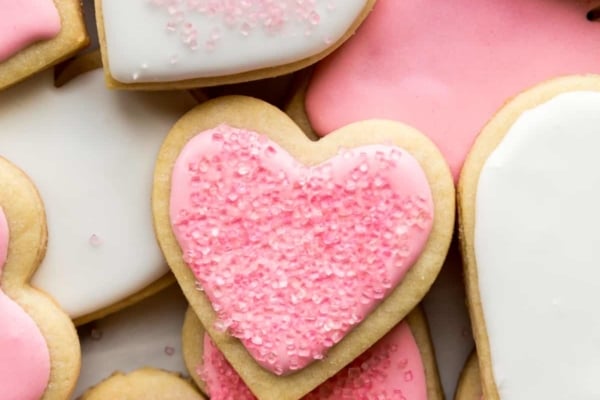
[0,0,61,62]
[305,0,600,180]
[169,124,433,375]
[0,207,51,400]
[200,321,427,400]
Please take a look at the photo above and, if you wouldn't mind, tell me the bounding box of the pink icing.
[0,0,61,62]
[305,0,600,180]
[200,321,427,400]
[170,124,433,375]
[0,207,51,400]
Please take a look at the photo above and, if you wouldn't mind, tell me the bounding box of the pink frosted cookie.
[0,156,80,400]
[291,0,600,181]
[95,0,376,89]
[454,353,481,400]
[183,307,443,400]
[152,96,454,399]
[0,0,88,90]
[460,75,600,399]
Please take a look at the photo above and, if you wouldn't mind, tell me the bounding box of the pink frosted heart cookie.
[153,96,454,399]
[96,0,376,89]
[0,156,80,400]
[0,0,88,90]
[290,0,600,181]
[460,75,600,399]
[182,307,443,400]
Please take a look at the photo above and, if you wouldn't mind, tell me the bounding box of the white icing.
[0,70,195,318]
[74,286,188,398]
[475,91,600,399]
[100,0,368,83]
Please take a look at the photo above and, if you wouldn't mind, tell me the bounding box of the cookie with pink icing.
[288,0,600,181]
[459,75,600,399]
[95,0,376,89]
[0,0,88,90]
[0,156,80,400]
[183,306,443,400]
[152,96,454,399]
[454,353,481,400]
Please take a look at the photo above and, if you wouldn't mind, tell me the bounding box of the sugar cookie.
[0,156,80,400]
[96,0,376,89]
[153,96,454,399]
[460,75,600,399]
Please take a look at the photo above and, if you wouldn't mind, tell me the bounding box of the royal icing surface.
[201,321,427,400]
[475,91,600,399]
[0,69,195,319]
[101,0,368,83]
[305,0,600,180]
[0,207,51,400]
[0,0,61,62]
[170,124,434,374]
[74,286,188,398]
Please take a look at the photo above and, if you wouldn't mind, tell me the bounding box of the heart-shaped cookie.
[182,306,443,400]
[0,156,80,400]
[96,0,376,89]
[153,96,454,399]
[291,0,600,181]
[0,0,88,90]
[459,75,600,399]
[0,52,196,324]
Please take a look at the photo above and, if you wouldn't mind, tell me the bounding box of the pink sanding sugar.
[170,124,433,375]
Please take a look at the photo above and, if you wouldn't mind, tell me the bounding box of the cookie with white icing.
[95,0,376,89]
[182,306,443,400]
[459,75,600,399]
[0,52,196,324]
[80,368,205,400]
[454,353,481,400]
[0,0,88,90]
[0,156,80,400]
[153,95,454,399]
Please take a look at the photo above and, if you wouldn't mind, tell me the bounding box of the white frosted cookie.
[0,54,196,323]
[95,0,376,89]
[460,75,600,399]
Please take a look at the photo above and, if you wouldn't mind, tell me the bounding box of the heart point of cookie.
[154,96,454,399]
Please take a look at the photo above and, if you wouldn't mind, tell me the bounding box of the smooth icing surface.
[0,0,61,62]
[475,91,600,399]
[0,70,195,319]
[201,321,427,400]
[101,0,368,83]
[170,124,434,374]
[305,0,600,180]
[74,286,189,398]
[0,207,51,400]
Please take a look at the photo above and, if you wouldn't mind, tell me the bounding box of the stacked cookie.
[1,0,599,399]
